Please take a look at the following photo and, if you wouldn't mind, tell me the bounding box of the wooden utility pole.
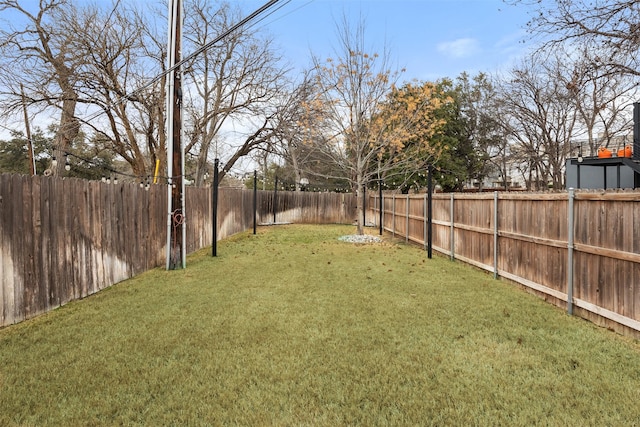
[166,0,185,269]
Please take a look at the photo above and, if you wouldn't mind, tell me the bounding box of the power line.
[61,148,199,182]
[58,0,286,135]
[248,0,311,31]
[237,0,295,34]
[5,0,305,178]
[173,0,287,73]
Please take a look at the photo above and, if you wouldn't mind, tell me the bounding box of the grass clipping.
[2,224,640,426]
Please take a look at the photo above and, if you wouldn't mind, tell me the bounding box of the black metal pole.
[379,179,383,235]
[427,164,433,259]
[577,144,582,189]
[212,158,219,257]
[363,184,366,227]
[253,170,257,234]
[633,102,640,161]
[273,175,278,224]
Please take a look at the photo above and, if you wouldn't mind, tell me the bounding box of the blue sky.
[0,0,537,142]
[239,0,537,82]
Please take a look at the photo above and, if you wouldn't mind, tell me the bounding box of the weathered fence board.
[369,190,640,337]
[0,174,356,327]
[11,173,639,337]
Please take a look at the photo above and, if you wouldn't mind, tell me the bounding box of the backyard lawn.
[1,224,640,426]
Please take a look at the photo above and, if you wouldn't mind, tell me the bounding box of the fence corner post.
[379,180,383,235]
[427,165,433,259]
[493,191,498,279]
[567,188,575,315]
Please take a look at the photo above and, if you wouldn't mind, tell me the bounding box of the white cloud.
[437,38,481,59]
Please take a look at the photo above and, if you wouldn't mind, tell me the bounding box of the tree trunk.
[355,174,365,235]
[51,94,80,176]
[290,146,302,191]
[194,142,210,186]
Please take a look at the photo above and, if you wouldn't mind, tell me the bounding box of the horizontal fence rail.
[6,171,639,338]
[0,174,356,327]
[369,190,640,337]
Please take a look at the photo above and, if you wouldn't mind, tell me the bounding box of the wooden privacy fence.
[369,190,640,337]
[0,174,356,327]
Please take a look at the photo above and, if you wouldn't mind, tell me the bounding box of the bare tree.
[70,2,159,177]
[496,53,578,190]
[266,72,337,190]
[564,46,638,156]
[0,1,170,180]
[0,0,84,175]
[511,0,640,78]
[310,17,450,232]
[182,0,287,186]
[310,17,400,234]
[134,3,169,183]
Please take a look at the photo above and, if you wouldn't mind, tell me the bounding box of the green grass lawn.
[2,224,640,426]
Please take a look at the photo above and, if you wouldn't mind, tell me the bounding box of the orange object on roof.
[598,147,612,158]
[618,146,633,158]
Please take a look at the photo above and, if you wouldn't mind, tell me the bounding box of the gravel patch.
[338,234,383,244]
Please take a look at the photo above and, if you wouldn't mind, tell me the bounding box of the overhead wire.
[60,148,198,182]
[232,0,295,34]
[4,0,311,181]
[68,0,289,132]
[249,0,315,33]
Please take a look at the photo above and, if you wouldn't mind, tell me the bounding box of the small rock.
[338,235,383,244]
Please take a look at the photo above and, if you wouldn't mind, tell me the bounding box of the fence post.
[379,180,383,235]
[363,184,366,227]
[405,196,409,243]
[392,194,396,236]
[253,171,257,234]
[427,165,433,259]
[273,175,278,224]
[567,188,575,315]
[450,193,455,260]
[212,158,219,257]
[494,191,498,279]
[423,193,428,252]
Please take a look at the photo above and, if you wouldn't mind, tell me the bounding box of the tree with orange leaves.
[309,17,450,234]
